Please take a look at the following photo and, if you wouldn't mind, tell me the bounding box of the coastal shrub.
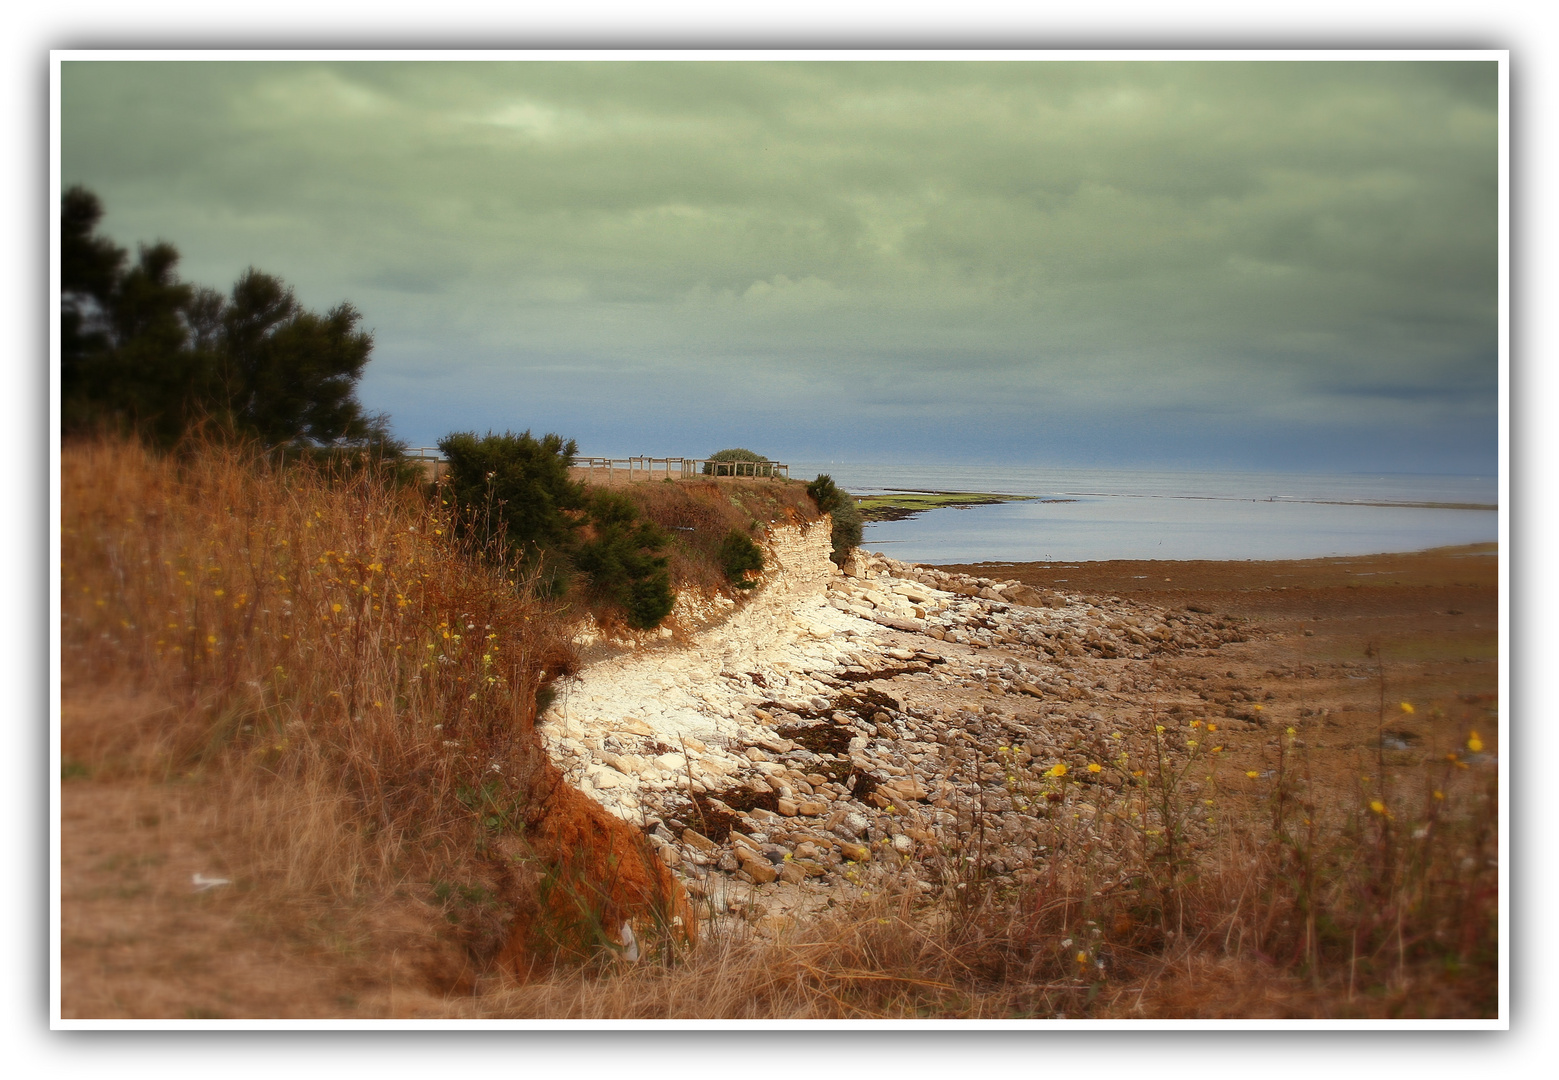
[574,490,676,629]
[702,447,778,478]
[437,431,677,628]
[807,474,863,565]
[717,528,765,589]
[437,430,585,568]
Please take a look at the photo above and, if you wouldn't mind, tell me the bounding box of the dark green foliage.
[718,528,765,589]
[437,433,675,628]
[61,186,125,393]
[59,186,398,457]
[703,447,778,477]
[807,474,864,565]
[574,490,675,629]
[436,430,584,564]
[213,270,380,446]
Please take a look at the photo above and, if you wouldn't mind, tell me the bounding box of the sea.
[786,463,1500,565]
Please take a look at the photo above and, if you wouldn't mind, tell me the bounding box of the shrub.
[807,474,863,565]
[702,447,778,478]
[717,528,765,589]
[437,430,584,568]
[574,490,676,629]
[438,431,676,627]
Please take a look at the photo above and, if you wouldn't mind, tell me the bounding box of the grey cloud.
[60,58,1497,473]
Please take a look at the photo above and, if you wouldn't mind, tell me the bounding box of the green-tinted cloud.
[60,59,1498,470]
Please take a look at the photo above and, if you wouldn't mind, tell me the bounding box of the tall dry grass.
[61,437,580,958]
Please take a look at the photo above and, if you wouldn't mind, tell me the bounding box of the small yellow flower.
[1189,719,1202,729]
[1285,727,1296,736]
[1087,763,1102,773]
[1467,731,1484,753]
[1206,723,1217,732]
[1253,704,1263,712]
[1076,951,1088,965]
[1433,790,1444,800]
[1046,763,1068,778]
[1246,770,1260,779]
[1212,746,1224,753]
[1369,799,1387,815]
[1400,702,1415,714]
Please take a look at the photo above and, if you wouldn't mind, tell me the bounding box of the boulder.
[838,841,872,863]
[736,847,779,884]
[682,828,718,853]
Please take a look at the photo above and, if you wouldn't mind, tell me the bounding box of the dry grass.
[614,477,820,591]
[60,437,686,1012]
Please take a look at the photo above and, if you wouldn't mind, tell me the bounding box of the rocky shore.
[539,522,1255,935]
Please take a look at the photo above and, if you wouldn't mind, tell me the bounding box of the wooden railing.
[573,456,790,482]
[400,449,791,484]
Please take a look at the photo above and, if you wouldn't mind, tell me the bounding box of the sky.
[58,58,1501,475]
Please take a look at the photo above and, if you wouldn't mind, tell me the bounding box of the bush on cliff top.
[437,430,674,627]
[703,447,779,477]
[807,474,863,566]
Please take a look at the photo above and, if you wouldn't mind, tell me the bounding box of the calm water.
[788,463,1499,564]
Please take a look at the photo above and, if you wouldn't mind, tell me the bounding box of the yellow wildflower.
[1246,770,1260,779]
[1400,702,1415,714]
[1467,731,1484,753]
[1087,763,1102,774]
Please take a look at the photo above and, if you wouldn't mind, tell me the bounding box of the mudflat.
[942,543,1500,814]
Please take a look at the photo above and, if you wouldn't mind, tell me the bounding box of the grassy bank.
[611,476,821,593]
[59,438,689,1014]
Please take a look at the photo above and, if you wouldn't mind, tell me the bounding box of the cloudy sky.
[59,58,1500,474]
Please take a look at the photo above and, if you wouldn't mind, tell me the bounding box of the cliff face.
[541,518,848,762]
